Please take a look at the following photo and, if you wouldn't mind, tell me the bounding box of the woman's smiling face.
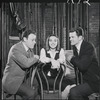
[49,36,58,49]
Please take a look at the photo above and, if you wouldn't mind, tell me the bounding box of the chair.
[36,63,66,99]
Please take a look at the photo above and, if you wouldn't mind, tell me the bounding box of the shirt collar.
[47,50,59,54]
[22,41,29,52]
[75,40,83,52]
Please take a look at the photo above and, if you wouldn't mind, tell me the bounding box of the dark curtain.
[9,3,26,37]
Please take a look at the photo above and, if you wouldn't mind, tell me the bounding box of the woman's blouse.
[40,48,65,64]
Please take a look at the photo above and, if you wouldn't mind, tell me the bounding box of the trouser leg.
[16,82,38,100]
[68,83,94,100]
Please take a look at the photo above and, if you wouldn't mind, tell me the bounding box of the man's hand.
[66,54,73,61]
[34,55,39,61]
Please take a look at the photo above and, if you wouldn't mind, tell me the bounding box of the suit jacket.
[2,41,38,94]
[71,40,100,92]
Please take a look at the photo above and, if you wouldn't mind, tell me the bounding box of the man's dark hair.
[75,27,84,37]
[21,30,36,40]
[69,27,84,37]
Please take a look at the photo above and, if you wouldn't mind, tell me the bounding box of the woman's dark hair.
[46,34,60,51]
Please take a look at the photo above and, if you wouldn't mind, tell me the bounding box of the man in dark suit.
[68,27,100,100]
[2,30,39,99]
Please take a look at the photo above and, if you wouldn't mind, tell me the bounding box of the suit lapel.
[27,49,34,58]
[30,49,34,57]
[18,41,29,58]
[73,40,84,57]
[73,46,78,57]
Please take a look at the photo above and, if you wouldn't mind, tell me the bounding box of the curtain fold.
[9,3,26,37]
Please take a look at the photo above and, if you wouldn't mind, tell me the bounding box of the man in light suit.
[68,27,100,100]
[2,30,39,99]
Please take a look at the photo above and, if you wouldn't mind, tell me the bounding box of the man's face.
[24,34,36,49]
[69,31,81,46]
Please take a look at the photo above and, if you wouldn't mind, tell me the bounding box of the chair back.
[37,63,66,99]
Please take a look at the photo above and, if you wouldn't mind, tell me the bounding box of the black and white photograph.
[1,1,100,100]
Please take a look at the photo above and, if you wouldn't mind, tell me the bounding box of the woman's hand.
[51,59,60,69]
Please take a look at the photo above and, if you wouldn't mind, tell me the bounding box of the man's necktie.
[74,47,78,57]
[27,49,33,58]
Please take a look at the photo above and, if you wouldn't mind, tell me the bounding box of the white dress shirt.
[75,40,83,55]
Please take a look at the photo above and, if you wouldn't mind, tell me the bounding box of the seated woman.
[39,35,76,99]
